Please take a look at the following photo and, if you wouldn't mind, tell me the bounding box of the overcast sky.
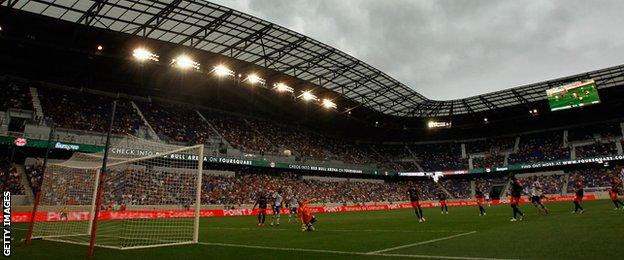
[211,0,624,100]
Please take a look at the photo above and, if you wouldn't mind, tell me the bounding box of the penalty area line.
[198,240,515,260]
[366,231,477,255]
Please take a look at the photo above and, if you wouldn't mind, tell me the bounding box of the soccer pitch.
[11,200,624,259]
[548,84,600,111]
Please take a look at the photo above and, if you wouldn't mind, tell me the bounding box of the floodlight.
[172,55,200,70]
[96,45,103,51]
[273,83,294,93]
[212,64,234,77]
[300,91,318,101]
[133,48,159,62]
[321,99,337,109]
[245,73,265,85]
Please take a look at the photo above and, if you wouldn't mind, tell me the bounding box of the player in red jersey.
[609,174,624,210]
[572,177,584,214]
[438,190,449,214]
[475,188,487,216]
[297,199,317,231]
[509,176,524,221]
[252,192,268,226]
[408,185,425,222]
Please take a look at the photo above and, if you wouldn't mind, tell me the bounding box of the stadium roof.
[4,0,624,117]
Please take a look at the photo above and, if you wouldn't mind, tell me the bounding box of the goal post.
[28,140,205,253]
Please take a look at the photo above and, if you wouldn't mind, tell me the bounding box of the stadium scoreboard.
[546,79,600,111]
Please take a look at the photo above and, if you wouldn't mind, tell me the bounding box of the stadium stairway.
[13,164,34,204]
[29,87,44,120]
[404,145,424,171]
[196,110,232,149]
[130,101,160,141]
[436,182,454,199]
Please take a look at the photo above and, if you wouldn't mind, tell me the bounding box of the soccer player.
[287,194,298,223]
[252,192,268,226]
[609,174,624,210]
[572,177,585,214]
[408,185,425,222]
[475,188,487,216]
[271,189,283,226]
[297,199,317,231]
[438,190,448,214]
[530,180,548,215]
[509,176,524,221]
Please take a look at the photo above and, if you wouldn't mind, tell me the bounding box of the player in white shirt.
[530,180,549,215]
[271,189,283,226]
[287,194,298,223]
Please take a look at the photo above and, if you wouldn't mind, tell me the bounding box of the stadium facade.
[1,1,624,201]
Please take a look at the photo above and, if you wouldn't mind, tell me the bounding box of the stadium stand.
[0,155,24,195]
[438,177,471,199]
[409,143,468,171]
[38,87,143,135]
[508,131,570,164]
[567,168,615,192]
[575,142,618,158]
[136,101,212,144]
[0,81,32,111]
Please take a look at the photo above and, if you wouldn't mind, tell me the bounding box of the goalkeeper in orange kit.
[297,199,317,231]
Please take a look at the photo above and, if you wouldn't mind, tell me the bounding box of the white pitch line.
[366,231,478,254]
[204,226,472,233]
[198,241,515,260]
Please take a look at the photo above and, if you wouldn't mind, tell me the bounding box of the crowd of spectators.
[0,156,24,195]
[202,170,440,205]
[508,131,570,164]
[137,101,212,145]
[568,123,622,141]
[567,168,617,192]
[472,154,505,169]
[0,82,32,111]
[475,176,507,194]
[410,143,468,171]
[39,88,143,135]
[439,177,471,199]
[575,142,617,158]
[24,164,44,194]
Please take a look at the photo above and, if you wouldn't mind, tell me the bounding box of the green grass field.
[10,200,624,259]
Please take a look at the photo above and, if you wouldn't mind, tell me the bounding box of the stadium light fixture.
[245,73,265,86]
[273,83,294,93]
[132,48,159,62]
[300,91,319,102]
[321,99,337,109]
[172,55,200,70]
[212,64,234,77]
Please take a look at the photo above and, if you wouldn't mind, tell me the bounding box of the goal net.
[30,137,204,250]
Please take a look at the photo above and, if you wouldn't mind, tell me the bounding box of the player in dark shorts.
[572,178,584,214]
[530,180,548,215]
[252,192,268,226]
[408,186,425,222]
[438,190,448,214]
[475,189,487,216]
[609,174,624,210]
[509,176,524,221]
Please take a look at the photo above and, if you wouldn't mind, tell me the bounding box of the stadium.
[1,1,624,259]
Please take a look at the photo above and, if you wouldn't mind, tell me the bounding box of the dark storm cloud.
[211,0,624,100]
